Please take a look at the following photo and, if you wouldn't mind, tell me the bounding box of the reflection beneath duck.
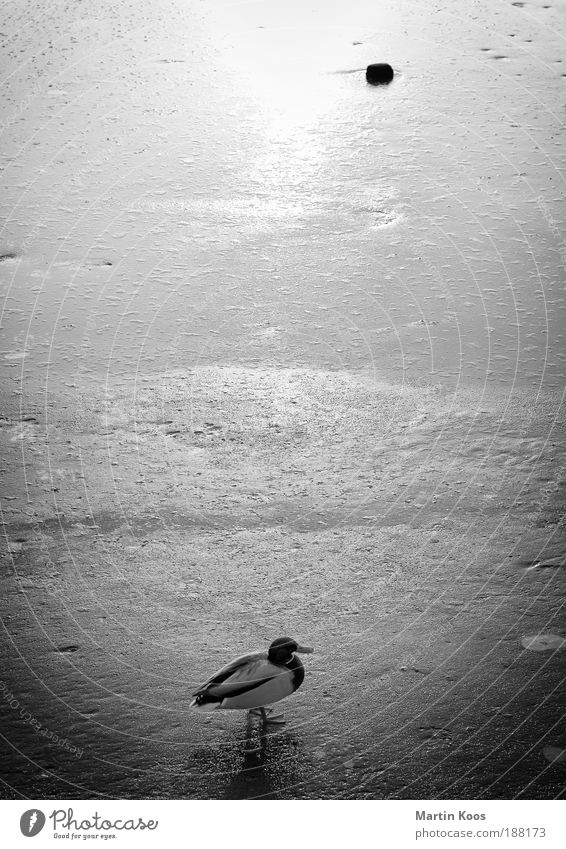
[225,714,305,799]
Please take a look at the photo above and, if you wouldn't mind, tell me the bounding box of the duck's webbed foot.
[263,707,286,724]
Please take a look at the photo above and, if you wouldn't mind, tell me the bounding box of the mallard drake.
[190,637,313,724]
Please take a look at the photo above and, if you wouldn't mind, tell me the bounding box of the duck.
[190,637,313,724]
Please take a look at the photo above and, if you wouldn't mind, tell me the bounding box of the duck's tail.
[190,691,222,711]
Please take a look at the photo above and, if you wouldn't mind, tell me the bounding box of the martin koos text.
[416,811,487,821]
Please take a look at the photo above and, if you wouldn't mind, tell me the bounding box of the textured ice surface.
[1,0,565,802]
[1,0,565,393]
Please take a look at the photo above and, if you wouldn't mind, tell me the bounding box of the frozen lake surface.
[2,0,566,392]
[1,0,565,801]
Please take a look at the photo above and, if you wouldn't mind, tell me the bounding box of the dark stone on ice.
[366,63,394,85]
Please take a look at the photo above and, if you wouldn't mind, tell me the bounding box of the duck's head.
[268,636,314,664]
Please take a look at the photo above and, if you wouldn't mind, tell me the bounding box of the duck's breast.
[287,654,305,692]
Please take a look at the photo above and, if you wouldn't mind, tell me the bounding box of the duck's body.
[190,637,313,723]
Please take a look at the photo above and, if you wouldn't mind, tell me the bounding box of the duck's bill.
[296,645,314,653]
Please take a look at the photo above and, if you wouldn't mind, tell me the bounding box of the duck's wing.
[193,652,282,700]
